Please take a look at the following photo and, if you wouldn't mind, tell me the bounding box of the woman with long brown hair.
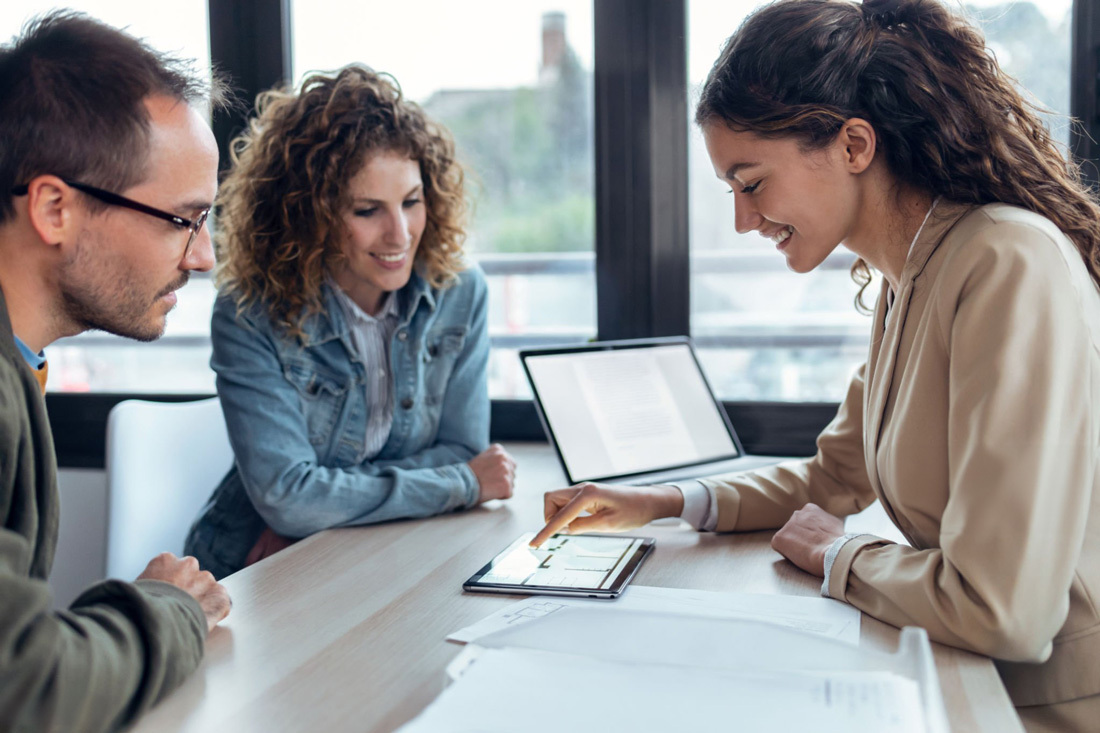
[533,0,1100,728]
[185,65,515,579]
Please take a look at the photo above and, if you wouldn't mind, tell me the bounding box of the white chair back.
[105,397,233,580]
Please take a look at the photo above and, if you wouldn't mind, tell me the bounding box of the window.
[0,1,209,69]
[1,1,214,392]
[969,0,1072,147]
[292,0,597,399]
[686,0,1073,402]
[19,1,1072,399]
[11,0,1090,465]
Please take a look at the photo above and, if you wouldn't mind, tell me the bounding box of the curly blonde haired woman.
[186,65,515,579]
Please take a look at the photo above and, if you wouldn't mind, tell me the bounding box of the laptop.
[520,337,788,486]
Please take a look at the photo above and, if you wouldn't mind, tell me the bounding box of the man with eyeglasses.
[0,12,231,732]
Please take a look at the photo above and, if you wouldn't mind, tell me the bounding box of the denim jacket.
[185,265,490,579]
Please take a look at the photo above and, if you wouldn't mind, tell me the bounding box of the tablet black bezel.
[463,533,655,599]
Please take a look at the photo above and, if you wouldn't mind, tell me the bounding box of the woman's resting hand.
[469,443,517,503]
[770,502,845,577]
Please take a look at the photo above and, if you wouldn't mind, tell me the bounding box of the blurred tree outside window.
[293,1,596,399]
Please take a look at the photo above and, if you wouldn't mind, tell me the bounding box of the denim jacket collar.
[397,269,438,324]
[300,269,437,349]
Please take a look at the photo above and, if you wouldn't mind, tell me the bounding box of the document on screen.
[573,351,699,474]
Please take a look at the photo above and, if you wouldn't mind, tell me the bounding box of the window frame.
[1072,0,1100,189]
[47,0,1088,467]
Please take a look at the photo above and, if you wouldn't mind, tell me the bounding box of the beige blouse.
[702,202,1100,710]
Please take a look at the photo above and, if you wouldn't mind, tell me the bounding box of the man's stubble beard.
[58,229,186,343]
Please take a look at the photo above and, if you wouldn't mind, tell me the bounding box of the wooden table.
[131,442,1022,732]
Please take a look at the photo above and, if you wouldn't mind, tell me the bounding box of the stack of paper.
[400,596,949,733]
[447,585,861,645]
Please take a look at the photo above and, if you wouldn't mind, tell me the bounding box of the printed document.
[448,584,861,644]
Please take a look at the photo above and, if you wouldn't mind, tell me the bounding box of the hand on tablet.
[530,483,683,548]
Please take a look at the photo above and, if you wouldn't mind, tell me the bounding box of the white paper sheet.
[449,584,860,645]
[398,646,926,733]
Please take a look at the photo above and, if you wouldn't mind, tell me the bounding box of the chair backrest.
[105,397,233,580]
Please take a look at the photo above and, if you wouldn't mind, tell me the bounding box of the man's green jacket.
[0,285,207,733]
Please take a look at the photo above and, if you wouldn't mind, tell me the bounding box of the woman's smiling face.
[701,121,866,273]
[331,150,427,314]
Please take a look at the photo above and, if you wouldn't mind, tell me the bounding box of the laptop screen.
[522,342,741,483]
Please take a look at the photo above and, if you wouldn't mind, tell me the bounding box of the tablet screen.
[466,532,651,594]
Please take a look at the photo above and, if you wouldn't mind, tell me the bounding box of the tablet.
[463,532,654,599]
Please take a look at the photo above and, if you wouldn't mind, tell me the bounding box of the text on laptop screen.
[525,344,739,481]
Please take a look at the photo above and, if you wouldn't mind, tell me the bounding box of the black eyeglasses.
[10,179,210,257]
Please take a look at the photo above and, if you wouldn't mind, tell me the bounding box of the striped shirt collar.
[329,281,400,326]
[305,271,435,347]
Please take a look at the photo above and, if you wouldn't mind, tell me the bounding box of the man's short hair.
[0,11,227,223]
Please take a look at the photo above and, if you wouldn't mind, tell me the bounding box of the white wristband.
[821,532,873,599]
[674,481,715,531]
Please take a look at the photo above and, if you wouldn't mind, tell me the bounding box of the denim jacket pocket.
[423,326,467,403]
[282,359,350,449]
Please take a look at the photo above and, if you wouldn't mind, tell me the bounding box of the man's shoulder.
[0,352,31,429]
[0,349,43,562]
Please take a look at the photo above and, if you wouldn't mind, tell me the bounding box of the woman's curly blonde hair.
[215,64,468,338]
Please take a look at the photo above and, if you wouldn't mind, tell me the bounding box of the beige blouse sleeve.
[701,362,878,533]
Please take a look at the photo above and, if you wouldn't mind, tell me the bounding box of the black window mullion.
[594,0,689,340]
[1072,0,1100,188]
[208,0,293,173]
